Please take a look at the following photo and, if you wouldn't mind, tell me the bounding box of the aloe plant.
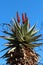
[0,12,43,65]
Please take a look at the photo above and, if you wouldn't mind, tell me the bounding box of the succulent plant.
[0,12,43,65]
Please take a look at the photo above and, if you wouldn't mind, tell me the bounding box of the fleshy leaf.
[8,47,16,54]
[2,31,13,36]
[12,18,21,31]
[23,43,43,48]
[25,24,36,36]
[4,43,13,46]
[0,47,10,52]
[28,34,42,43]
[22,20,28,36]
[31,30,39,36]
[24,34,42,43]
[0,36,14,41]
[14,20,24,42]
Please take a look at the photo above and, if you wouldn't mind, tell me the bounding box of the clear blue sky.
[0,0,43,64]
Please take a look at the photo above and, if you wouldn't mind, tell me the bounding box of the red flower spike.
[25,13,28,22]
[25,13,27,18]
[25,17,28,22]
[16,12,20,23]
[22,13,25,24]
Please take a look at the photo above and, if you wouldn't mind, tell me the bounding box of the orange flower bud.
[25,17,28,22]
[25,13,28,22]
[25,13,27,18]
[22,13,25,24]
[16,12,20,23]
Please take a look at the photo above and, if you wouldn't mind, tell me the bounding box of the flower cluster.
[22,13,28,24]
[16,12,20,23]
[16,12,30,28]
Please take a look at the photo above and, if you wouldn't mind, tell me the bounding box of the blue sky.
[0,0,43,64]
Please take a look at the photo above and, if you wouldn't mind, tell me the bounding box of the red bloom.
[22,13,28,24]
[16,12,20,23]
[25,13,27,18]
[25,17,28,22]
[22,13,25,24]
[25,13,28,22]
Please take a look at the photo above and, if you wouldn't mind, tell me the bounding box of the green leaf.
[4,23,15,33]
[22,21,28,36]
[0,47,10,52]
[4,43,13,46]
[25,24,36,36]
[21,25,23,35]
[25,34,41,43]
[34,39,43,41]
[23,21,28,33]
[8,47,16,54]
[0,51,9,58]
[29,43,43,48]
[28,34,42,42]
[2,31,14,36]
[31,30,39,36]
[14,20,24,42]
[0,36,14,41]
[15,26,24,42]
[12,18,21,31]
[23,43,43,48]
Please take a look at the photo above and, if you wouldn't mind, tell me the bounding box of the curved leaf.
[23,20,28,34]
[0,36,14,41]
[23,43,43,48]
[25,24,36,36]
[31,30,39,36]
[0,47,10,52]
[25,34,42,43]
[2,31,13,36]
